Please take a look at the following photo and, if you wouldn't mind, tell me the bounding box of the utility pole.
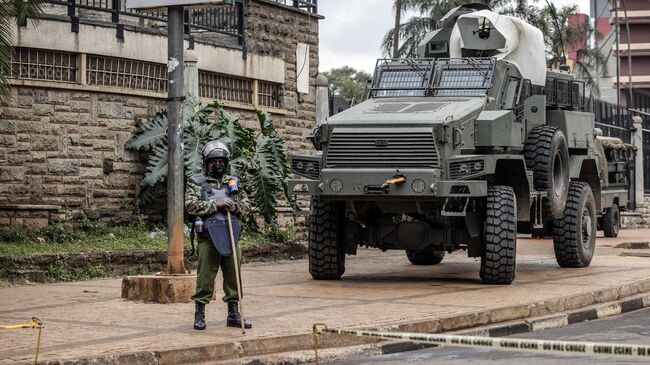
[613,0,621,111]
[166,5,186,275]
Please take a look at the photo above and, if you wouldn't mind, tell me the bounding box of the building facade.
[0,0,320,228]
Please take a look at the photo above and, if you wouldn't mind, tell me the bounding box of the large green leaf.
[141,145,168,187]
[256,110,276,137]
[125,112,168,151]
[183,96,213,125]
[128,98,294,232]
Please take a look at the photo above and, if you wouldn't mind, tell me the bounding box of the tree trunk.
[393,0,401,58]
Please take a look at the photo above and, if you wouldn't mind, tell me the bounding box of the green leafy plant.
[126,97,295,230]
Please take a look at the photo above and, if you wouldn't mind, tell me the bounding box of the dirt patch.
[243,242,307,263]
[620,251,650,257]
[614,242,650,249]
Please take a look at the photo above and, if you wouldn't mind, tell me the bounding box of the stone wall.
[622,195,650,229]
[0,87,164,227]
[0,1,320,229]
[245,0,320,155]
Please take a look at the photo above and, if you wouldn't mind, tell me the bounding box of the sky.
[318,0,591,74]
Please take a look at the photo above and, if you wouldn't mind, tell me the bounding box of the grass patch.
[44,264,113,283]
[0,219,297,258]
[0,219,169,258]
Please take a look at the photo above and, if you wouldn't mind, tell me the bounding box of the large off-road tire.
[480,186,517,285]
[308,197,345,280]
[524,126,570,219]
[552,181,597,268]
[406,249,445,265]
[602,203,620,238]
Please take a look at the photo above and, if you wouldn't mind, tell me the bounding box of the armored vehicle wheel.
[308,197,345,280]
[552,181,597,268]
[602,203,620,238]
[480,186,517,285]
[524,126,570,219]
[406,249,445,265]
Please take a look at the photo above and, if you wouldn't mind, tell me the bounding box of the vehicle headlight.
[330,178,343,192]
[411,179,426,193]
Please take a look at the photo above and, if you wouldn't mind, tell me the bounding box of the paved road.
[324,308,650,364]
[2,229,649,364]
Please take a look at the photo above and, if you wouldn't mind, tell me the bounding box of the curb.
[38,277,650,365]
[213,292,650,365]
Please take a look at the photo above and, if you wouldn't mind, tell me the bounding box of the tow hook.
[381,172,407,193]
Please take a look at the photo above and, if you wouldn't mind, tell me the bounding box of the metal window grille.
[369,59,435,98]
[9,48,78,83]
[258,81,282,108]
[199,71,253,104]
[433,58,495,97]
[86,55,167,93]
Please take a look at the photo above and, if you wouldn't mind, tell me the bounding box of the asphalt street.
[324,308,650,365]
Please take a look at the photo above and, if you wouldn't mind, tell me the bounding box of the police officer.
[185,140,252,330]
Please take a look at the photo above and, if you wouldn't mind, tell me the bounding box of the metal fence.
[269,0,317,13]
[47,0,245,46]
[585,98,633,144]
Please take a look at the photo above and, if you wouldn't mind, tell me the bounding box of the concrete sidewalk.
[1,230,650,365]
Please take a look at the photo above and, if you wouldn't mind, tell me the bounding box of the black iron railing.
[47,0,245,46]
[272,0,317,13]
[585,98,633,144]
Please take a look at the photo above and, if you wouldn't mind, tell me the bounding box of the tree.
[393,0,402,58]
[536,3,608,96]
[0,0,46,97]
[126,97,295,230]
[322,66,372,101]
[381,0,539,58]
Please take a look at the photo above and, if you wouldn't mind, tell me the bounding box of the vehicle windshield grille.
[368,57,495,98]
[326,129,439,168]
[434,58,495,97]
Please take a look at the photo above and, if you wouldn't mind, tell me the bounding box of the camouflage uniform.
[185,174,247,304]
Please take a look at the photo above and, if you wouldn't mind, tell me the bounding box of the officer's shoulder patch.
[188,174,207,186]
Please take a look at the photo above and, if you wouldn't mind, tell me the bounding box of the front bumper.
[288,168,487,198]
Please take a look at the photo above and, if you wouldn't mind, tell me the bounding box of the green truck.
[289,4,625,284]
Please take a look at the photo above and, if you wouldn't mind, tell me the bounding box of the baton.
[227,210,245,334]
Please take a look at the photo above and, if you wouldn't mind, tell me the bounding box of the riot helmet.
[202,140,230,178]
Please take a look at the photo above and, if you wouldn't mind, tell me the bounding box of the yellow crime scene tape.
[0,317,44,365]
[312,323,650,364]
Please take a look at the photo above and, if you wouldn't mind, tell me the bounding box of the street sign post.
[126,0,234,10]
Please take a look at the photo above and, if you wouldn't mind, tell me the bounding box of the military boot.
[227,301,252,329]
[194,301,206,330]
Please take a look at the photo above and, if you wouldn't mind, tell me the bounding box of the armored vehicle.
[531,133,633,239]
[289,5,608,284]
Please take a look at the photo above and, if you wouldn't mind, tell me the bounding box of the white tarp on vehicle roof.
[448,10,546,86]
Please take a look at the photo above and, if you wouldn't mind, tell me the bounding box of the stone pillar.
[315,73,329,125]
[184,49,199,98]
[632,116,644,208]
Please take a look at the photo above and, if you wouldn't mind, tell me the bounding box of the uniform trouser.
[192,237,243,304]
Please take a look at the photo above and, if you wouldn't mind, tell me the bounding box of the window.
[199,71,253,104]
[9,48,78,83]
[258,81,282,108]
[87,55,167,93]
